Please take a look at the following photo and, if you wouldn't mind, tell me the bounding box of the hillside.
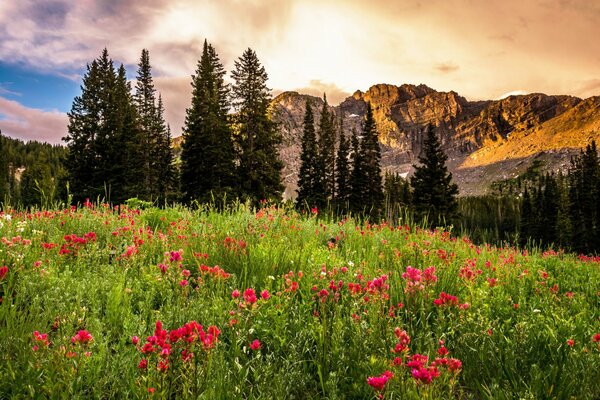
[269,84,600,197]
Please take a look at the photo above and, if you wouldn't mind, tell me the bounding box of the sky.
[1,0,599,144]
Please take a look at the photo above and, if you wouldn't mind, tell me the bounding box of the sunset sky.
[1,0,599,144]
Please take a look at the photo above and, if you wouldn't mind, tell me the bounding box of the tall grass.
[0,202,598,399]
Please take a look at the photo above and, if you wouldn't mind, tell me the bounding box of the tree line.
[64,42,282,206]
[0,132,67,207]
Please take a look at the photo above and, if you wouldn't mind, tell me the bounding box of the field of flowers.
[0,202,599,399]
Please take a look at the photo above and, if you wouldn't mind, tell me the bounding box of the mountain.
[269,84,600,197]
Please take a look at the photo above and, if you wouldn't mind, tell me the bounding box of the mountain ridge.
[270,83,600,197]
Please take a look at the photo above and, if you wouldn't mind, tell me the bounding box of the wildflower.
[367,370,393,391]
[132,336,139,345]
[448,358,462,372]
[243,288,257,304]
[148,387,155,394]
[250,339,261,351]
[71,330,93,345]
[260,290,270,300]
[567,339,574,347]
[0,265,8,280]
[138,359,148,369]
[179,279,188,287]
[232,289,240,299]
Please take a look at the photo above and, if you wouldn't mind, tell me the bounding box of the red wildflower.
[260,290,270,300]
[243,288,257,304]
[232,289,240,299]
[0,265,8,280]
[250,339,261,351]
[71,330,93,345]
[367,370,393,391]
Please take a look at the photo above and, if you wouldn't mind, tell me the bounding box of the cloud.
[495,90,529,100]
[0,96,68,144]
[574,79,600,99]
[0,84,21,97]
[434,63,459,74]
[287,80,351,105]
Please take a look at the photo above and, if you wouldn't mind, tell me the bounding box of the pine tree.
[335,115,350,211]
[154,95,177,202]
[133,49,159,200]
[296,100,320,209]
[181,40,237,205]
[65,49,143,204]
[0,131,8,203]
[64,53,107,202]
[231,48,283,204]
[360,102,384,218]
[410,124,459,226]
[520,187,533,246]
[348,127,365,215]
[317,95,336,203]
[20,153,54,208]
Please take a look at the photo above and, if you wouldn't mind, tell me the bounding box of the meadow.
[0,202,599,399]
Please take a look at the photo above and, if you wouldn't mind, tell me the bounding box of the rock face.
[270,84,600,197]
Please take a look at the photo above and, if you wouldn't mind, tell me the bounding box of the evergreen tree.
[540,174,559,245]
[317,95,336,203]
[519,187,533,247]
[335,116,350,211]
[133,49,159,200]
[360,102,384,218]
[410,124,459,226]
[348,127,365,215]
[154,96,177,202]
[181,40,237,205]
[64,57,103,202]
[65,49,143,204]
[296,100,320,209]
[0,131,8,203]
[231,48,283,204]
[20,153,54,208]
[567,141,599,253]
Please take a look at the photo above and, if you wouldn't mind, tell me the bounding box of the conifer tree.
[360,102,384,218]
[410,124,458,226]
[154,95,177,202]
[65,49,143,204]
[296,100,320,209]
[317,95,336,202]
[231,48,283,204]
[65,51,112,202]
[519,187,533,246]
[348,127,365,215]
[335,116,350,211]
[181,40,237,205]
[133,49,160,200]
[0,131,8,202]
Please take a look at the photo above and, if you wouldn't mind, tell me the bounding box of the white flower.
[2,214,11,221]
[348,261,355,267]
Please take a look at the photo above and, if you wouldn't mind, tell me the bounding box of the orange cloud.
[0,97,68,144]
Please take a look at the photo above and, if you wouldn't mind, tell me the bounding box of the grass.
[0,203,599,399]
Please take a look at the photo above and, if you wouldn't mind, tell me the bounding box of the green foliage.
[335,116,351,212]
[0,131,66,209]
[64,49,145,204]
[231,48,284,205]
[296,100,322,210]
[0,204,599,399]
[133,50,177,203]
[410,124,459,226]
[181,40,237,206]
[317,95,336,203]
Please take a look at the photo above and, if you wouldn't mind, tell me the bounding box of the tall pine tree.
[231,48,283,204]
[317,95,336,203]
[296,100,320,209]
[154,95,177,202]
[335,115,350,211]
[181,40,237,205]
[348,127,365,215]
[360,102,384,218]
[410,124,458,226]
